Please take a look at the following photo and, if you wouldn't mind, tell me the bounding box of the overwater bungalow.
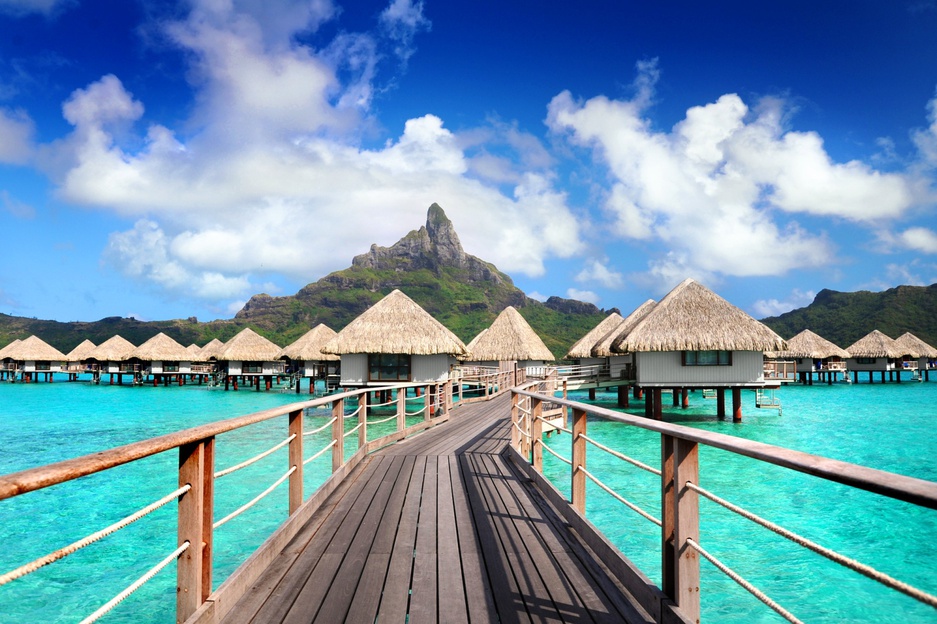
[130,333,194,386]
[64,339,96,379]
[215,328,283,391]
[0,339,22,380]
[276,324,341,394]
[613,278,786,422]
[565,312,624,373]
[464,306,554,380]
[198,338,225,361]
[86,335,138,384]
[845,330,904,383]
[893,332,937,381]
[781,329,851,385]
[0,335,67,382]
[322,289,467,393]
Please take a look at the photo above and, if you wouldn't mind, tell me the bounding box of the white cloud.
[379,0,431,64]
[752,288,816,318]
[547,61,924,282]
[526,291,547,302]
[912,88,937,168]
[0,107,34,164]
[566,288,599,305]
[575,259,623,288]
[1,190,35,219]
[899,227,937,253]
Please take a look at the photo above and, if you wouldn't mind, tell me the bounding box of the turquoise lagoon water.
[542,378,937,623]
[0,376,935,622]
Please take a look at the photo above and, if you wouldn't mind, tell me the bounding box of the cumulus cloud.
[752,288,816,318]
[547,60,923,282]
[566,288,599,305]
[898,227,937,253]
[0,107,35,164]
[575,259,624,289]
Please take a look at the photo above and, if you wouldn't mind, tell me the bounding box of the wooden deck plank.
[435,454,469,622]
[408,455,438,623]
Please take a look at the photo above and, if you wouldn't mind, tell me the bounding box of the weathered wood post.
[662,435,700,623]
[732,387,742,423]
[531,396,543,471]
[358,392,368,449]
[570,407,587,513]
[288,409,303,514]
[397,387,406,431]
[424,384,432,420]
[511,391,520,450]
[177,437,214,620]
[331,398,344,473]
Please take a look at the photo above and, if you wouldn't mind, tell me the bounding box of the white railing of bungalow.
[0,380,453,624]
[510,382,937,624]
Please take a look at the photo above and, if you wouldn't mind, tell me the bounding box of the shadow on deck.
[201,395,673,623]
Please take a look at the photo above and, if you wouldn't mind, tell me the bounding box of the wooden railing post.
[331,398,344,473]
[424,384,432,420]
[531,396,543,471]
[177,438,214,620]
[397,387,406,430]
[571,408,587,513]
[358,392,368,449]
[288,409,303,514]
[662,434,700,622]
[511,392,520,450]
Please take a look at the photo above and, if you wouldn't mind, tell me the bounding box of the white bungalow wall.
[609,355,632,378]
[846,358,896,372]
[636,351,764,386]
[340,353,454,385]
[22,360,64,372]
[340,354,368,385]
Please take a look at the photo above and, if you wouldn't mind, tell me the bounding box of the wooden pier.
[195,394,669,624]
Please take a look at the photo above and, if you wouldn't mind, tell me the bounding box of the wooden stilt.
[717,388,726,419]
[618,384,629,408]
[682,388,689,409]
[732,387,742,423]
[672,389,680,407]
[588,387,596,400]
[653,388,663,420]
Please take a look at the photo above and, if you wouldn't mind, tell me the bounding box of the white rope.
[686,481,937,609]
[535,439,572,466]
[303,416,338,436]
[343,404,363,419]
[515,404,531,416]
[0,484,190,586]
[512,419,531,439]
[343,422,363,438]
[404,408,426,417]
[367,397,397,408]
[213,466,296,529]
[536,416,571,434]
[686,538,804,624]
[578,466,661,527]
[303,439,338,466]
[214,434,296,479]
[79,541,191,624]
[579,434,662,476]
[367,413,399,425]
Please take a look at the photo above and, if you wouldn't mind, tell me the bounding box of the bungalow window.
[682,350,732,366]
[243,363,263,374]
[35,361,51,371]
[369,354,411,381]
[163,361,179,372]
[856,357,877,365]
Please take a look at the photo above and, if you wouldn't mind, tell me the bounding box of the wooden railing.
[455,367,522,404]
[510,383,937,623]
[0,381,452,623]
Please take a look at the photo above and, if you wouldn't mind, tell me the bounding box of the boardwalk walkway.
[219,394,656,623]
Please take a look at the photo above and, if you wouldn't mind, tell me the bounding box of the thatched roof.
[199,338,225,360]
[0,339,22,359]
[893,332,937,359]
[323,289,467,356]
[2,335,66,360]
[465,306,554,362]
[66,339,97,362]
[217,328,281,361]
[565,313,624,359]
[614,279,786,353]
[780,329,849,359]
[846,330,902,359]
[86,335,136,361]
[277,325,340,361]
[604,299,658,355]
[131,333,191,361]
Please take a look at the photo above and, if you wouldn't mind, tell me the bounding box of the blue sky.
[1,0,937,326]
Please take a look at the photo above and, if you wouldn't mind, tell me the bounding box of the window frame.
[682,350,733,367]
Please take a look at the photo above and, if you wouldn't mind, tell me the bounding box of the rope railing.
[79,541,191,624]
[367,413,399,425]
[0,484,191,586]
[512,419,531,439]
[214,434,296,479]
[343,404,363,419]
[303,416,338,437]
[535,438,572,466]
[366,396,398,408]
[579,433,661,476]
[536,414,571,434]
[685,538,804,624]
[213,466,297,530]
[303,439,338,466]
[343,422,363,438]
[685,481,937,609]
[578,465,661,527]
[404,407,426,417]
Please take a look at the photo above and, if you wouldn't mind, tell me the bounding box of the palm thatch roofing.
[323,289,467,356]
[780,329,849,359]
[66,339,97,362]
[465,306,554,362]
[0,339,22,359]
[845,330,903,359]
[199,338,225,360]
[465,328,488,356]
[2,335,66,361]
[614,279,786,353]
[604,299,658,355]
[277,325,340,361]
[217,328,281,361]
[184,344,205,362]
[131,333,191,361]
[86,335,136,361]
[565,313,624,359]
[893,332,937,359]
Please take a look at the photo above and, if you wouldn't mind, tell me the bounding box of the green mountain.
[0,204,613,359]
[760,284,937,348]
